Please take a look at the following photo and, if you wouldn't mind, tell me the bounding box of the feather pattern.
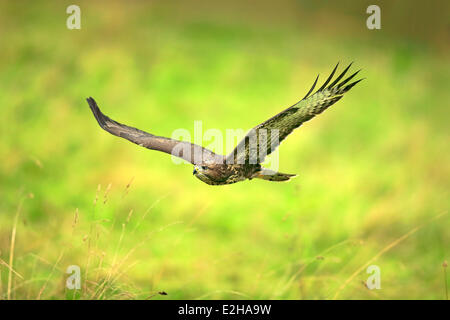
[227,63,363,164]
[87,97,222,165]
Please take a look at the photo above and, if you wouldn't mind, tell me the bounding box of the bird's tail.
[254,168,297,182]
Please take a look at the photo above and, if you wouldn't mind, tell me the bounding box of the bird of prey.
[87,63,362,185]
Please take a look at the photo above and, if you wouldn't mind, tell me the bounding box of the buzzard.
[87,63,362,185]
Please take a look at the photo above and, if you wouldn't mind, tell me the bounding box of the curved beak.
[193,168,197,175]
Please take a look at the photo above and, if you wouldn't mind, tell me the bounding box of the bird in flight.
[87,63,362,185]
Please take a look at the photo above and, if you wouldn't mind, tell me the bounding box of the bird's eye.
[201,166,207,170]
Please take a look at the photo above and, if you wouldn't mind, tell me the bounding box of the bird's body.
[192,163,271,185]
[193,163,255,185]
[87,63,362,186]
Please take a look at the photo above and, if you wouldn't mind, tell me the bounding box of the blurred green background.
[0,0,449,299]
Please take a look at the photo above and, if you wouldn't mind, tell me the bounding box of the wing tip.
[343,77,364,92]
[315,62,340,93]
[86,96,97,109]
[303,62,362,99]
[302,74,320,100]
[86,96,108,128]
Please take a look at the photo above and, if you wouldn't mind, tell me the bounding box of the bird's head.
[193,165,217,185]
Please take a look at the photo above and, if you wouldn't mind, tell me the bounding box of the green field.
[0,1,449,299]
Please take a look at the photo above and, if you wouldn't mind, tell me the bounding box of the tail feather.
[254,169,297,182]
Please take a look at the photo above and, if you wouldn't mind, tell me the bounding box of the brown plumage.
[87,63,362,185]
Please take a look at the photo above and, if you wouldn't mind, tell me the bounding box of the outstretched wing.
[227,63,363,164]
[87,97,222,165]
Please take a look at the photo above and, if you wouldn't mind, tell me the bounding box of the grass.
[0,0,449,299]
